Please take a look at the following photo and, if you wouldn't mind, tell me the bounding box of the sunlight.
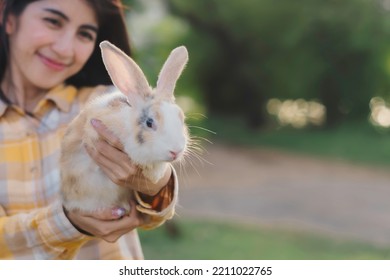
[369,97,390,128]
[176,96,197,113]
[266,98,326,128]
[176,96,205,116]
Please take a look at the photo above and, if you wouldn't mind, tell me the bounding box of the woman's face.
[5,0,98,90]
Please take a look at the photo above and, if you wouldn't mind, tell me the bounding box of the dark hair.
[0,0,132,88]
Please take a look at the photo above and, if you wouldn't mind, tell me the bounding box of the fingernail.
[112,207,126,218]
[90,118,99,128]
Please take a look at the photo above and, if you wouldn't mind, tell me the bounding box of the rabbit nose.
[169,150,182,160]
[169,151,177,160]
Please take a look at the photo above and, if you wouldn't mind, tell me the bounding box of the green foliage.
[139,219,390,259]
[167,0,390,127]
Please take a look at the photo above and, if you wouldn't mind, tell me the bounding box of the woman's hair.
[0,0,132,88]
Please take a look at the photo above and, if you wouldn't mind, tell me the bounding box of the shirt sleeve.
[134,165,179,230]
[0,200,91,259]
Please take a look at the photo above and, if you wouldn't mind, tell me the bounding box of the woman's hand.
[85,119,171,196]
[64,201,143,243]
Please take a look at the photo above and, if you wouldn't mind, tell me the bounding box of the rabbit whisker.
[189,136,214,145]
[185,113,207,120]
[188,125,216,135]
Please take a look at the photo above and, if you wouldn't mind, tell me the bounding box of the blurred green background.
[122,0,390,259]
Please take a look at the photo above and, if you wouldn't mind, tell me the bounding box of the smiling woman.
[35,6,99,71]
[0,0,179,260]
[4,0,98,97]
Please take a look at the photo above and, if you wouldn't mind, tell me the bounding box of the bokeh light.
[266,98,326,128]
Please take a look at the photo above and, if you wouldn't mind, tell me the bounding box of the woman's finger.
[86,137,138,177]
[66,201,143,241]
[71,207,127,221]
[90,118,124,150]
[85,141,136,185]
[99,202,145,242]
[94,139,135,172]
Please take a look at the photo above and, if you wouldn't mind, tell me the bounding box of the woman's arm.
[0,201,88,259]
[134,165,178,230]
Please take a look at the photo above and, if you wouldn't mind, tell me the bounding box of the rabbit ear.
[156,46,188,101]
[100,41,151,100]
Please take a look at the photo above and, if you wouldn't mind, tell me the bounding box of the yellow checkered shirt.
[0,84,177,259]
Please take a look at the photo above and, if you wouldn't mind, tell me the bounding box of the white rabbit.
[60,41,189,213]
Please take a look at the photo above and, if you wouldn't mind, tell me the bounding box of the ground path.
[177,142,390,246]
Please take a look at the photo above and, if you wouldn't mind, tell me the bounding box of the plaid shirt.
[0,84,177,259]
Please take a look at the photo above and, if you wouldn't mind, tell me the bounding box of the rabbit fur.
[60,41,188,213]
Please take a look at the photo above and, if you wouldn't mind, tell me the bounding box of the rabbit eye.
[146,118,154,128]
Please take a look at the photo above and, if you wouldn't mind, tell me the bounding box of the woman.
[0,0,177,259]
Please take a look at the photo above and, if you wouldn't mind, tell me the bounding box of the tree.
[167,0,390,128]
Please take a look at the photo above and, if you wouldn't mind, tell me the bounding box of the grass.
[139,219,390,260]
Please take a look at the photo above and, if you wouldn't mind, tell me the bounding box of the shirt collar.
[0,83,78,118]
[44,83,77,113]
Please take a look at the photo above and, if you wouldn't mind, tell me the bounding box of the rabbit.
[60,40,189,213]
